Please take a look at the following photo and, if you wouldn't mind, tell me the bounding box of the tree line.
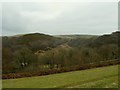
[2,43,118,74]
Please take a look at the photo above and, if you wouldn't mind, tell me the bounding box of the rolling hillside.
[2,31,119,51]
[2,31,119,75]
[88,31,120,47]
[2,33,66,52]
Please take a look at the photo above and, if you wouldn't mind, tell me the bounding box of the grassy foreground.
[2,65,118,88]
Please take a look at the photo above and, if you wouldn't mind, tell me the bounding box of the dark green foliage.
[13,47,38,72]
[2,47,15,73]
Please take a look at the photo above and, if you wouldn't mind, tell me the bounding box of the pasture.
[2,65,118,88]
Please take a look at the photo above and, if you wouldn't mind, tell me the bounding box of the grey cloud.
[2,2,118,36]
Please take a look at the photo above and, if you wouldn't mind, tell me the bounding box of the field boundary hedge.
[2,60,120,79]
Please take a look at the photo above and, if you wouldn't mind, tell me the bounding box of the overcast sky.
[1,2,118,36]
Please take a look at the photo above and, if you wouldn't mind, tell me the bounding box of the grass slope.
[2,65,118,88]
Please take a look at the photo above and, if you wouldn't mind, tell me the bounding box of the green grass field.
[2,65,118,88]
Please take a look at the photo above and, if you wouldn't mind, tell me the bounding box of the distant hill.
[88,31,120,47]
[2,33,66,52]
[54,34,98,39]
[54,34,98,47]
[2,31,119,51]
